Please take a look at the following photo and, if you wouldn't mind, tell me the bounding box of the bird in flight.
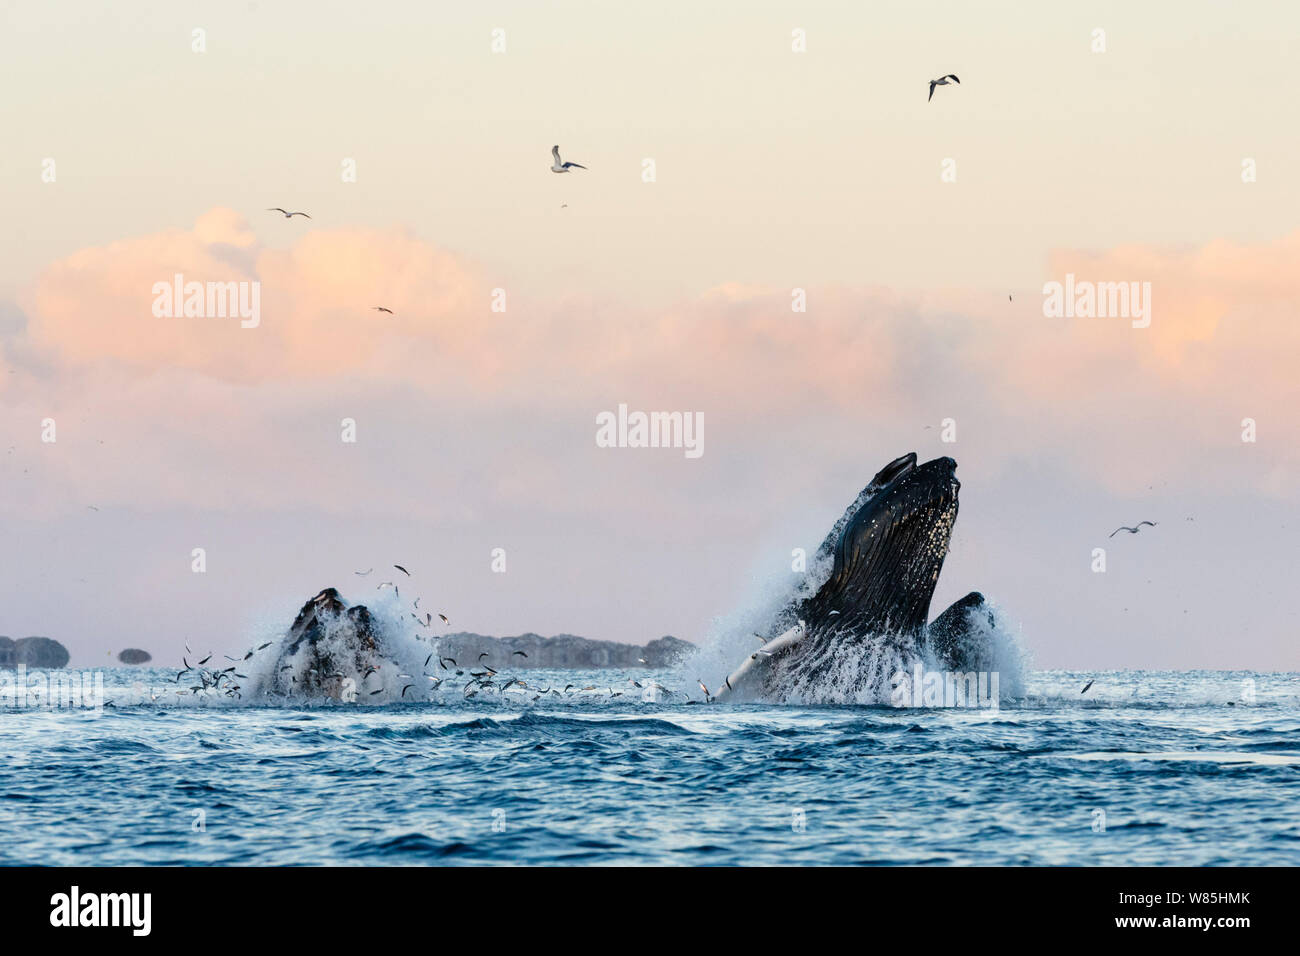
[1080,679,1095,695]
[1109,521,1157,538]
[550,145,587,173]
[267,208,311,218]
[372,307,393,315]
[928,74,960,101]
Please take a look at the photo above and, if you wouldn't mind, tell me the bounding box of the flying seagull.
[372,307,393,315]
[1109,521,1157,538]
[266,208,311,218]
[550,145,587,173]
[928,74,960,101]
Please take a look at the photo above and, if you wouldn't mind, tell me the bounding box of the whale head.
[717,453,961,701]
[799,453,959,640]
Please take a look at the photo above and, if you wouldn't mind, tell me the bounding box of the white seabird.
[928,74,960,101]
[550,145,587,173]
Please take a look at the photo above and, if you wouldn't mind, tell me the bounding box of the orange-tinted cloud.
[21,209,483,383]
[5,211,1298,519]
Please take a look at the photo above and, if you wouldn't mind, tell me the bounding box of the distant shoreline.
[435,632,694,669]
[0,633,693,671]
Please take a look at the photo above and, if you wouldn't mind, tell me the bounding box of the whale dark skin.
[718,453,990,700]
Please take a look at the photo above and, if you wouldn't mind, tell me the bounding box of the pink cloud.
[20,209,483,383]
[4,210,1297,523]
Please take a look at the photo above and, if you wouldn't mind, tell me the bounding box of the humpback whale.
[255,588,390,700]
[714,453,992,702]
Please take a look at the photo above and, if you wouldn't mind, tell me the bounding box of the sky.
[1,1,1297,669]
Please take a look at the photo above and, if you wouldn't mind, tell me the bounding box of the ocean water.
[1,667,1297,865]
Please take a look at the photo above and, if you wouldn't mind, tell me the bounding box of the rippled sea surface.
[1,668,1297,865]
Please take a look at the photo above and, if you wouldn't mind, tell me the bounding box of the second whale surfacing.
[714,453,996,703]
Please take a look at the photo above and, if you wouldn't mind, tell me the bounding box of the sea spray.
[683,543,839,699]
[685,592,1027,706]
[238,587,447,704]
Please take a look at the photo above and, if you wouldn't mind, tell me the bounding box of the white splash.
[686,589,1027,706]
[239,588,445,704]
[684,548,837,700]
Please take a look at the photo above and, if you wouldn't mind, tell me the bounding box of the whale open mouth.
[800,454,960,640]
[714,453,965,703]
